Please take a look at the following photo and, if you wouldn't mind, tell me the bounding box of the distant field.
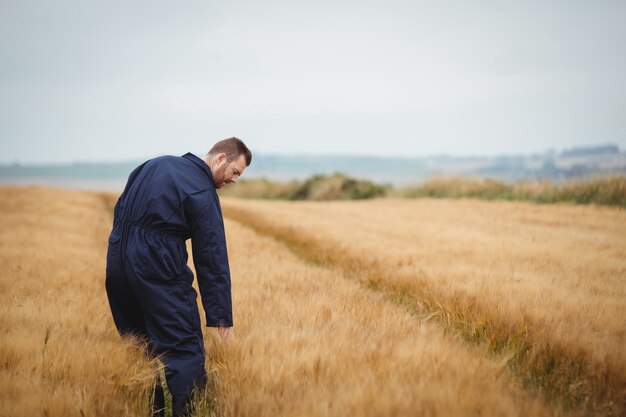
[1,186,624,416]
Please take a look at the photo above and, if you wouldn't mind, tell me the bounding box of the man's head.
[202,137,252,188]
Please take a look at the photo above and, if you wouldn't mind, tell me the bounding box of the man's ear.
[216,153,227,164]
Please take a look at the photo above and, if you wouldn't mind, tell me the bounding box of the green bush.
[218,173,390,201]
[288,173,389,200]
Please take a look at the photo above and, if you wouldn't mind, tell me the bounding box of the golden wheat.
[205,218,560,416]
[3,186,619,416]
[222,197,626,415]
[0,186,156,417]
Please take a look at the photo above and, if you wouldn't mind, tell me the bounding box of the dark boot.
[152,374,165,417]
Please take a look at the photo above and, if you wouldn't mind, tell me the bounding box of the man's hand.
[217,326,230,338]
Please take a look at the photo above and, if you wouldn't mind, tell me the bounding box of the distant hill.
[560,144,619,157]
[247,144,626,183]
[1,144,625,189]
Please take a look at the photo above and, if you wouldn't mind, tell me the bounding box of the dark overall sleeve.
[185,191,233,327]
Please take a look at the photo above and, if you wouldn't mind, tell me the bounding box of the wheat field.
[0,186,155,416]
[223,198,626,416]
[1,186,624,416]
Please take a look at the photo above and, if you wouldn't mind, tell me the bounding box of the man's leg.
[127,274,207,417]
[163,349,207,417]
[106,241,148,339]
[106,242,164,417]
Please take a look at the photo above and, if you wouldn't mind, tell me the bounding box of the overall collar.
[182,152,215,186]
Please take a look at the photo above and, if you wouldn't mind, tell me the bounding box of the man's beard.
[214,163,228,188]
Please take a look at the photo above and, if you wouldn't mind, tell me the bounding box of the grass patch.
[219,174,626,207]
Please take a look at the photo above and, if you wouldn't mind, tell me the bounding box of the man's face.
[212,154,247,188]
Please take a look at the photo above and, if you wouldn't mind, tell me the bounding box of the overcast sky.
[1,0,625,163]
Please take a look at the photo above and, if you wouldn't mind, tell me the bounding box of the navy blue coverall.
[105,153,232,416]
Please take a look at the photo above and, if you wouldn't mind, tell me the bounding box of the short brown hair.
[207,137,252,166]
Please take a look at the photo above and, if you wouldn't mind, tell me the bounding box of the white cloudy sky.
[1,0,625,163]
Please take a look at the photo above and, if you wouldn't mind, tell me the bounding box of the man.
[105,137,251,417]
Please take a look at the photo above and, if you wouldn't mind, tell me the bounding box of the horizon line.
[0,142,621,167]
